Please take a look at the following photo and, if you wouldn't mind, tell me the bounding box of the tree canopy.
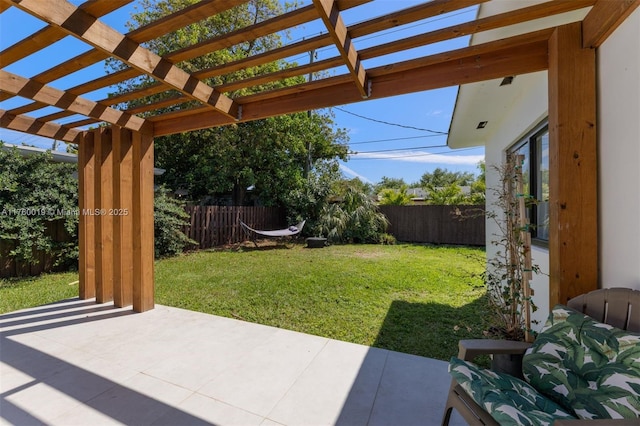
[110,0,349,206]
[419,167,476,188]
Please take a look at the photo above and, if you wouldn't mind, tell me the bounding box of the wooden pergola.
[1,0,637,312]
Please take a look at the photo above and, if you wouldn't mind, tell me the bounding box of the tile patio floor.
[1,298,465,426]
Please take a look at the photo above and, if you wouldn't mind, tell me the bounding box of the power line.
[352,144,449,154]
[335,107,448,134]
[348,134,445,146]
[348,146,481,160]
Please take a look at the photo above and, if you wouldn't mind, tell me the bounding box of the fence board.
[182,206,287,249]
[1,219,73,278]
[378,205,485,246]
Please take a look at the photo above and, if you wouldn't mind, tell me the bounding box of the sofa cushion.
[449,357,575,425]
[523,305,640,419]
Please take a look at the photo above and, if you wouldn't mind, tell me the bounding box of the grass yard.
[0,272,80,314]
[0,243,490,362]
[156,243,489,361]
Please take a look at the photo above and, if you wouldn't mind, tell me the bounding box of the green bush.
[0,143,79,272]
[316,186,389,244]
[154,186,197,258]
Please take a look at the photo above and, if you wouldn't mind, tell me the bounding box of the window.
[509,123,549,243]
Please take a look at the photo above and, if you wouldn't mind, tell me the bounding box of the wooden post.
[548,22,598,306]
[94,128,114,303]
[132,132,155,312]
[78,131,96,299]
[113,128,134,307]
[77,126,154,311]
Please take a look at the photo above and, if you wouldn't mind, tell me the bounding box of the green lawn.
[0,243,490,362]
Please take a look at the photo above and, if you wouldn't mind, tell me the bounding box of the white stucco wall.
[484,8,640,325]
[450,4,640,329]
[597,8,640,290]
[483,72,551,330]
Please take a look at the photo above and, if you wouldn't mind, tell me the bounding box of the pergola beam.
[348,0,488,38]
[152,31,550,136]
[0,0,130,67]
[183,0,591,107]
[582,0,639,48]
[313,0,367,98]
[0,110,80,143]
[360,0,595,60]
[167,5,318,64]
[2,0,239,120]
[0,1,245,106]
[0,70,151,134]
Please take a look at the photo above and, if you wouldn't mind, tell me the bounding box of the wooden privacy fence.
[378,205,485,246]
[0,219,74,278]
[183,206,286,249]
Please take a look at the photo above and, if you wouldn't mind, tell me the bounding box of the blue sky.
[0,0,485,186]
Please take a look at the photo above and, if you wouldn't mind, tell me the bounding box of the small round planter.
[306,237,327,248]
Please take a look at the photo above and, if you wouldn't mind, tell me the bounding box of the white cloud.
[352,150,484,165]
[339,164,373,183]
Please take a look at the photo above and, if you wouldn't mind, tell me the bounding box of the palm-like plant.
[316,187,389,243]
[379,186,413,206]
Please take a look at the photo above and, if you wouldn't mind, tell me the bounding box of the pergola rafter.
[0,70,151,134]
[313,0,367,98]
[1,0,601,134]
[0,110,80,143]
[1,0,240,120]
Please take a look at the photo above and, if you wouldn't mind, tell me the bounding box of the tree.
[110,0,348,206]
[420,168,475,188]
[468,161,486,204]
[154,186,197,257]
[426,184,466,205]
[155,112,348,205]
[374,176,407,194]
[379,186,413,206]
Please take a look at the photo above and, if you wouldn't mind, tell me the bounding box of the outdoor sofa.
[442,288,640,425]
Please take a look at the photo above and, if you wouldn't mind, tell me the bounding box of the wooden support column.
[113,128,133,308]
[78,131,96,299]
[132,132,155,312]
[94,128,114,303]
[548,22,598,306]
[77,125,154,311]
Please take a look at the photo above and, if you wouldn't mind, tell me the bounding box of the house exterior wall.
[483,8,640,328]
[483,72,551,330]
[597,8,640,291]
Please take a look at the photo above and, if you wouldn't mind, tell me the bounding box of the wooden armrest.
[554,420,639,425]
[458,339,533,361]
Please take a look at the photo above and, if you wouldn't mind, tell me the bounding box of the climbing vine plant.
[0,143,79,271]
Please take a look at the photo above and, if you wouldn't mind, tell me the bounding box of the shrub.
[316,186,389,244]
[0,144,79,272]
[154,186,197,258]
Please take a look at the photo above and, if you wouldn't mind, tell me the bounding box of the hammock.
[240,220,305,243]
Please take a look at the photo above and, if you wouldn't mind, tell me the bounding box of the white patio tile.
[51,373,193,425]
[152,392,264,426]
[197,328,329,416]
[3,381,85,422]
[268,339,388,426]
[1,299,459,426]
[368,351,458,426]
[261,418,286,426]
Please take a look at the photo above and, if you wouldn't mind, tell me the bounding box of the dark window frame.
[509,121,549,247]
